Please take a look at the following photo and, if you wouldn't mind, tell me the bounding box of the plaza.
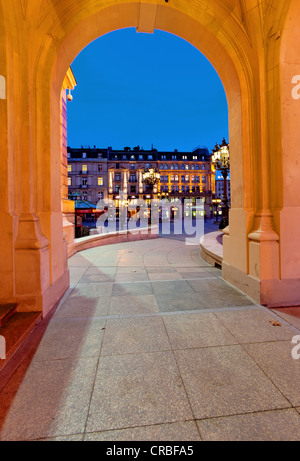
[0,235,299,441]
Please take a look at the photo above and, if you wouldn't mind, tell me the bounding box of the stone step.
[0,304,18,328]
[0,312,42,373]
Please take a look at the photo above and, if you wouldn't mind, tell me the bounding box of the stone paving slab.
[163,312,238,349]
[174,345,291,419]
[0,357,98,441]
[244,341,300,407]
[100,317,171,355]
[196,409,300,441]
[84,421,201,441]
[86,351,194,433]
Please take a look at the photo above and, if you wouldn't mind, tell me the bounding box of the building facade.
[67,145,215,216]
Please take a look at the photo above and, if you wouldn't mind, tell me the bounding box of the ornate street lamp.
[142,167,160,198]
[142,167,160,225]
[212,138,230,230]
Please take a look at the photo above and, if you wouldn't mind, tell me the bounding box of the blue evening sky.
[67,28,228,153]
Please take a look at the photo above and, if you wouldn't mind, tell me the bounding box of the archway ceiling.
[15,0,287,40]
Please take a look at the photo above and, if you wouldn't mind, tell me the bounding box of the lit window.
[185,165,189,170]
[98,177,103,186]
[175,175,179,182]
[185,175,189,182]
[68,177,71,186]
[68,165,72,172]
[82,164,87,172]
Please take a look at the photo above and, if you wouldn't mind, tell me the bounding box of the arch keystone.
[136,1,159,33]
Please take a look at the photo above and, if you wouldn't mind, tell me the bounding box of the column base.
[222,261,260,304]
[16,268,70,316]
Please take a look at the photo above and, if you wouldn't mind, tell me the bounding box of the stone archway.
[0,0,296,315]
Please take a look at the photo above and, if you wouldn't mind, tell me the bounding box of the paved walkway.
[0,237,300,441]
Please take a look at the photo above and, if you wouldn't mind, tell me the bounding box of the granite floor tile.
[146,267,176,273]
[148,272,183,281]
[69,282,113,298]
[112,282,153,297]
[0,357,98,441]
[178,272,217,280]
[114,273,150,282]
[86,351,193,432]
[174,345,290,419]
[68,255,95,266]
[187,278,243,295]
[244,341,300,407]
[101,317,171,355]
[155,294,206,312]
[108,295,159,315]
[84,421,201,441]
[197,409,300,441]
[32,318,106,361]
[54,296,111,319]
[196,292,256,309]
[69,267,89,285]
[151,280,195,296]
[78,274,115,283]
[85,266,117,275]
[163,313,238,349]
[271,308,300,331]
[215,308,295,343]
[116,267,147,274]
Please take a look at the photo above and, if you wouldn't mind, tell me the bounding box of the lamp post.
[212,196,222,223]
[142,167,160,224]
[212,138,230,230]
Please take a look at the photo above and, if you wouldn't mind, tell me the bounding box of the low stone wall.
[200,231,223,268]
[69,225,159,256]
